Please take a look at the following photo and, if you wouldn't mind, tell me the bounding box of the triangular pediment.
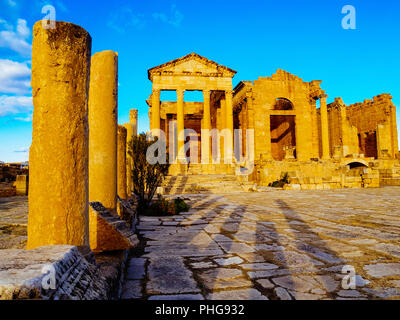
[148,53,237,80]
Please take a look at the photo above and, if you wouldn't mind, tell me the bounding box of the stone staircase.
[161,174,257,195]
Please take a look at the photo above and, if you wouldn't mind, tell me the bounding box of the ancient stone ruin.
[147,53,400,191]
[1,21,138,300]
[1,20,400,301]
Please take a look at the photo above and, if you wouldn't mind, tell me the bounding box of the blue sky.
[0,0,399,162]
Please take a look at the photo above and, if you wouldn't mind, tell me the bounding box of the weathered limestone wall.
[346,94,398,159]
[89,51,118,213]
[117,125,127,200]
[251,70,320,161]
[326,98,359,158]
[28,22,91,250]
[256,160,380,190]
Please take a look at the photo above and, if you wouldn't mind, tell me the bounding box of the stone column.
[177,89,185,162]
[264,112,273,160]
[225,90,234,162]
[152,89,160,131]
[202,90,211,164]
[123,123,133,197]
[117,125,127,200]
[320,94,330,159]
[130,109,138,136]
[89,51,118,214]
[27,22,91,250]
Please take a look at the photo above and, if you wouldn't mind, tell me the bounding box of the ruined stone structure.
[27,22,92,250]
[27,23,137,257]
[148,53,400,189]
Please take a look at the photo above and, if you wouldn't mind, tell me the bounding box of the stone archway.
[343,158,369,168]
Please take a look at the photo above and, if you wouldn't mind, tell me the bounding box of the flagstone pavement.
[121,187,400,300]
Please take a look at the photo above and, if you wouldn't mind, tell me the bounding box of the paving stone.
[237,253,268,263]
[146,257,200,295]
[218,242,255,254]
[121,280,142,300]
[198,268,243,281]
[202,278,253,290]
[126,258,146,280]
[347,239,378,245]
[362,287,400,299]
[214,256,244,266]
[248,269,291,279]
[364,263,400,278]
[337,290,365,298]
[289,291,324,300]
[240,263,279,270]
[314,275,340,292]
[191,261,216,269]
[274,287,292,300]
[272,275,317,293]
[149,294,204,300]
[211,234,233,243]
[207,289,268,300]
[371,243,400,258]
[256,278,275,289]
[272,250,324,267]
[390,280,400,288]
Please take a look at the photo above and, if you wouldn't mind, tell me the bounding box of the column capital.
[152,88,161,94]
[320,93,328,100]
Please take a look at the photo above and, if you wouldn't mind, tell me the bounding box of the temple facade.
[147,53,400,189]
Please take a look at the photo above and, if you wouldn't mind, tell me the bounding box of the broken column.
[89,50,118,213]
[27,22,92,250]
[88,50,121,253]
[117,125,127,200]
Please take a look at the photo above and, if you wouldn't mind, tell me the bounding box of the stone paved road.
[122,187,400,300]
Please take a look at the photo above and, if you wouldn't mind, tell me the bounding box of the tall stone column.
[264,112,273,160]
[152,89,161,131]
[219,98,226,161]
[225,90,234,162]
[202,90,211,164]
[27,21,91,250]
[117,125,127,200]
[89,51,118,214]
[123,122,133,197]
[177,89,185,162]
[130,109,138,136]
[320,94,330,159]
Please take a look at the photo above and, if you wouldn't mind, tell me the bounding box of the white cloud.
[107,7,145,33]
[0,95,33,117]
[0,59,31,95]
[35,0,68,12]
[0,18,32,57]
[14,147,29,153]
[153,4,184,28]
[7,0,17,7]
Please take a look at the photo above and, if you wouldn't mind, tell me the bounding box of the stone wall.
[346,94,398,159]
